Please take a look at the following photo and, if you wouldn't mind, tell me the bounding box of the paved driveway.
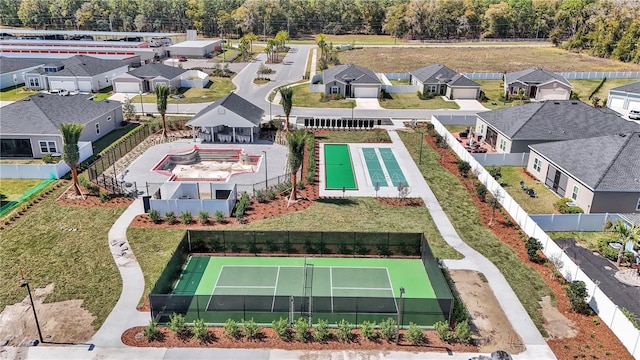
[454,99,489,111]
[355,98,382,110]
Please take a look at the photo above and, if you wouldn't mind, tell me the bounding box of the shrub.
[99,192,110,202]
[379,318,397,342]
[525,237,543,262]
[336,319,354,342]
[165,211,177,224]
[181,211,193,224]
[277,181,290,195]
[254,189,267,203]
[457,160,471,177]
[242,318,261,339]
[294,317,309,342]
[434,320,452,342]
[148,209,161,223]
[143,321,162,342]
[214,210,226,223]
[406,323,425,344]
[566,280,592,315]
[223,319,241,339]
[198,211,210,225]
[360,320,377,341]
[621,307,640,329]
[488,166,502,180]
[476,184,487,202]
[168,313,187,336]
[272,317,290,340]
[192,318,210,343]
[266,188,278,200]
[555,198,584,214]
[313,319,330,342]
[455,320,472,344]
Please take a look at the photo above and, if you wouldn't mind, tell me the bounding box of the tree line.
[1,0,638,63]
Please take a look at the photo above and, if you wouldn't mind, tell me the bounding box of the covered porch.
[191,124,255,143]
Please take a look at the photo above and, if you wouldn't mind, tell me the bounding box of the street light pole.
[395,287,405,344]
[262,150,268,189]
[20,272,44,344]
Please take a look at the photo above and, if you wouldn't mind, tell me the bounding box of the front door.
[545,165,568,197]
[529,86,538,98]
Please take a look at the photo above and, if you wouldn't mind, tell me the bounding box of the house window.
[107,116,112,124]
[29,78,39,87]
[571,186,579,201]
[636,197,640,211]
[95,123,100,135]
[533,158,542,172]
[39,141,57,153]
[478,124,484,134]
[499,138,506,151]
[427,85,437,93]
[331,86,340,94]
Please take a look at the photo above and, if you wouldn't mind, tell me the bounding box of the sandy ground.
[0,284,95,347]
[539,296,577,339]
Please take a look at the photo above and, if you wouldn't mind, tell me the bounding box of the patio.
[452,128,495,154]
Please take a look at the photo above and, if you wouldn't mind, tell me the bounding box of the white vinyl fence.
[309,84,324,93]
[472,152,529,167]
[530,213,629,232]
[383,85,419,93]
[432,114,477,125]
[0,142,93,179]
[431,115,640,358]
[463,71,640,80]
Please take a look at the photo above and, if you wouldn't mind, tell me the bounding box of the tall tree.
[286,130,308,203]
[244,32,259,52]
[607,220,639,267]
[280,86,293,132]
[60,123,85,196]
[18,0,52,29]
[155,84,170,139]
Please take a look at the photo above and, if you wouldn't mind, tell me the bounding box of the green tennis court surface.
[362,148,387,187]
[378,148,407,187]
[324,144,357,190]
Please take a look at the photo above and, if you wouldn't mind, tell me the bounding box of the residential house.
[527,132,640,213]
[112,63,197,93]
[409,64,481,100]
[0,57,45,89]
[504,68,572,101]
[322,63,381,98]
[474,100,638,153]
[607,80,640,117]
[185,92,264,143]
[0,93,123,159]
[23,55,128,92]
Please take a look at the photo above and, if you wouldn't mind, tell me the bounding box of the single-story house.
[167,40,224,57]
[527,132,640,213]
[504,68,572,101]
[113,63,192,93]
[475,100,639,153]
[409,64,481,100]
[185,92,264,143]
[0,57,45,89]
[23,55,128,92]
[322,63,382,98]
[0,93,123,159]
[607,80,640,115]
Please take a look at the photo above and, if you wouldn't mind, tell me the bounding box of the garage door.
[537,88,569,100]
[115,81,141,93]
[609,97,624,109]
[628,100,640,110]
[49,80,76,91]
[353,86,379,98]
[452,88,478,100]
[78,81,92,92]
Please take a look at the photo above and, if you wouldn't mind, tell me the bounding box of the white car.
[629,109,640,120]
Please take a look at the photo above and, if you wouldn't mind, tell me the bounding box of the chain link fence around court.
[149,230,453,327]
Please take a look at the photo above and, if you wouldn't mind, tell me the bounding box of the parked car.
[178,56,187,62]
[629,109,640,120]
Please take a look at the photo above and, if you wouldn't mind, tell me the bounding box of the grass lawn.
[0,85,39,101]
[290,83,355,108]
[380,93,460,110]
[476,80,533,110]
[444,125,470,133]
[290,34,401,45]
[0,185,129,329]
[389,79,410,85]
[140,77,235,104]
[315,129,391,143]
[305,47,313,77]
[547,231,617,250]
[570,78,640,103]
[339,47,640,73]
[498,167,558,214]
[398,130,554,335]
[91,123,141,155]
[0,179,45,203]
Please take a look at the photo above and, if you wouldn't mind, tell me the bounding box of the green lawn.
[380,93,460,110]
[499,167,558,214]
[547,231,618,250]
[314,129,391,143]
[91,123,141,155]
[570,78,639,104]
[0,179,45,203]
[291,83,356,108]
[0,185,128,329]
[0,85,39,101]
[476,80,532,110]
[139,77,235,104]
[398,130,554,336]
[444,125,470,134]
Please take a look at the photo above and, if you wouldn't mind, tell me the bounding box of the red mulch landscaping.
[56,183,134,208]
[121,326,477,352]
[423,133,634,360]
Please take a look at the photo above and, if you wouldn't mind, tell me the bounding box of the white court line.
[215,285,276,289]
[386,269,399,313]
[329,267,334,312]
[332,287,395,291]
[206,264,226,310]
[271,266,281,312]
[217,265,390,270]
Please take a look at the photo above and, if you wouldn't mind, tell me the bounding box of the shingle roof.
[409,64,480,88]
[0,56,44,73]
[323,64,380,85]
[45,55,126,77]
[0,93,122,135]
[128,63,187,80]
[186,93,264,127]
[530,132,640,191]
[610,80,640,94]
[505,68,571,88]
[478,100,639,140]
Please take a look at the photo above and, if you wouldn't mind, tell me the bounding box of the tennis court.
[323,144,357,190]
[167,256,447,326]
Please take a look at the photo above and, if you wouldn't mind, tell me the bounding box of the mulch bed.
[423,134,634,360]
[56,183,134,208]
[121,326,477,352]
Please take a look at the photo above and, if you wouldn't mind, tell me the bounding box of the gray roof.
[0,56,44,73]
[410,64,480,87]
[610,80,640,94]
[0,93,122,135]
[478,100,639,141]
[128,63,187,80]
[323,64,381,85]
[505,68,571,88]
[34,55,126,77]
[186,93,264,127]
[530,132,640,191]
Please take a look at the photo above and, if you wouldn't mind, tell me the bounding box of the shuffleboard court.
[378,148,407,187]
[362,148,388,187]
[324,144,357,190]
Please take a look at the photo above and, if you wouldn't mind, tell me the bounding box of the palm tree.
[60,123,85,196]
[280,86,293,132]
[244,32,259,52]
[607,220,640,267]
[316,33,326,60]
[155,84,170,139]
[287,130,308,204]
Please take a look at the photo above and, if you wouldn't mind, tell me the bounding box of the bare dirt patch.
[449,270,523,354]
[539,296,577,340]
[56,184,133,208]
[0,284,95,346]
